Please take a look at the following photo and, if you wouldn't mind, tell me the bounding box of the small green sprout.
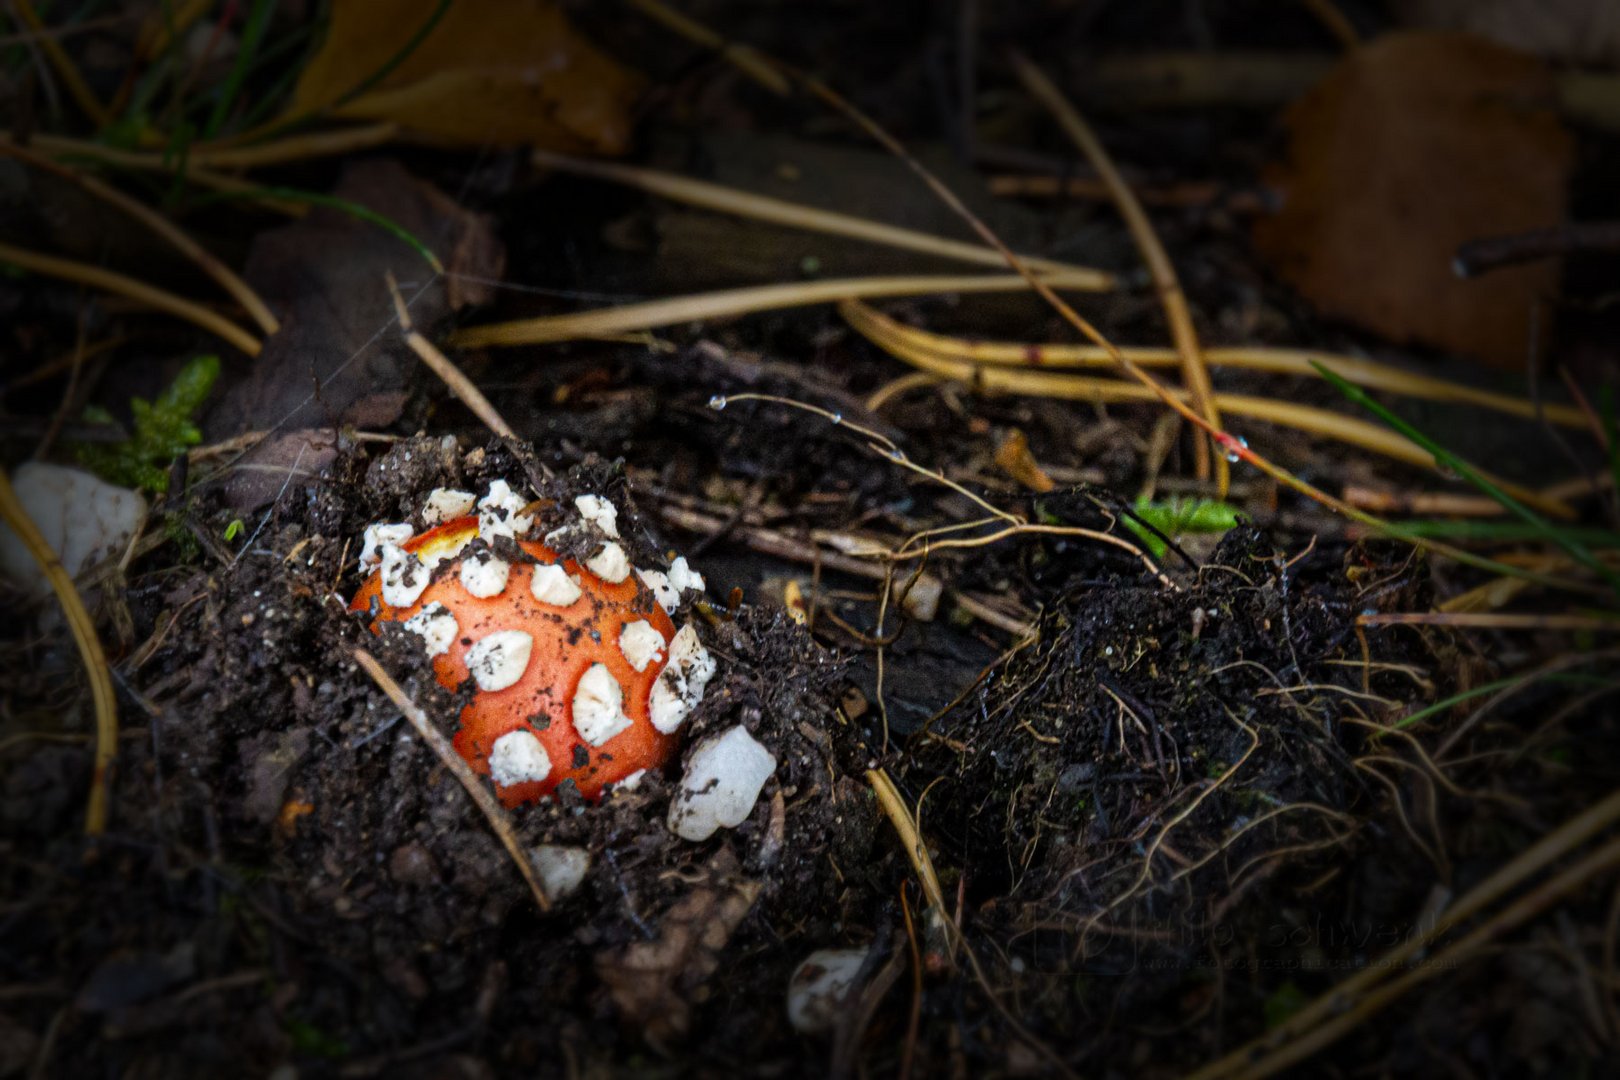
[1124,497,1243,558]
[224,519,245,542]
[76,355,220,493]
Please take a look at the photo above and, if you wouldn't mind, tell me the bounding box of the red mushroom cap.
[351,514,679,804]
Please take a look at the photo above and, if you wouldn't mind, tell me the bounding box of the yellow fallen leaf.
[286,0,642,153]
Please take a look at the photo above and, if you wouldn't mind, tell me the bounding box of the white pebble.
[402,602,458,657]
[0,463,146,603]
[488,729,551,787]
[586,541,631,583]
[530,563,583,606]
[572,663,631,746]
[649,623,717,734]
[614,769,647,792]
[667,725,776,842]
[379,544,430,608]
[359,522,414,571]
[618,619,667,673]
[459,549,511,598]
[787,949,870,1034]
[421,487,476,525]
[637,568,679,614]
[530,844,590,901]
[574,494,620,538]
[477,479,533,540]
[466,630,533,692]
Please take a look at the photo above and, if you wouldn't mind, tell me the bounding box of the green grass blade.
[1311,360,1620,593]
[190,185,443,273]
[204,0,278,138]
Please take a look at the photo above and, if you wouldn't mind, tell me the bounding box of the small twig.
[11,0,111,126]
[1359,611,1620,633]
[1455,222,1620,278]
[0,468,117,834]
[0,241,262,356]
[386,273,515,440]
[626,0,791,94]
[1012,52,1226,492]
[353,648,550,913]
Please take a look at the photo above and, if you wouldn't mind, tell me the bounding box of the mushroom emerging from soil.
[351,483,715,804]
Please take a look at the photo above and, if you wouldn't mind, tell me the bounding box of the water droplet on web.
[829,412,843,425]
[1223,436,1249,464]
[888,448,907,462]
[708,395,728,411]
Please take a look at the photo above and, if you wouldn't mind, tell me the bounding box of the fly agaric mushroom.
[351,484,714,804]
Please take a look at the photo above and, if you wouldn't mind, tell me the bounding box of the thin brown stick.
[0,241,262,356]
[1358,612,1620,633]
[385,274,515,440]
[1012,53,1226,492]
[353,648,551,913]
[626,0,791,94]
[0,141,280,336]
[0,468,117,834]
[1295,0,1361,48]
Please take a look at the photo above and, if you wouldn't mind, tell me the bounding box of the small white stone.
[585,541,631,583]
[787,949,870,1034]
[573,663,631,746]
[614,768,647,792]
[466,630,533,692]
[488,729,550,787]
[668,725,776,842]
[459,549,510,598]
[530,844,590,901]
[359,522,414,571]
[477,479,533,540]
[421,487,476,525]
[530,563,583,606]
[637,568,679,614]
[379,544,431,608]
[403,602,458,657]
[618,619,667,672]
[574,494,620,538]
[668,556,706,596]
[649,623,717,735]
[0,463,147,603]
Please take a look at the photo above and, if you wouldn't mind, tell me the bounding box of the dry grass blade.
[0,241,262,357]
[0,141,280,336]
[845,299,1588,429]
[18,134,307,214]
[528,147,1113,281]
[353,648,551,913]
[1185,788,1620,1079]
[1012,53,1226,492]
[626,0,790,94]
[843,300,1575,519]
[1222,837,1620,1080]
[448,271,1110,348]
[0,469,118,835]
[12,0,112,126]
[385,274,514,438]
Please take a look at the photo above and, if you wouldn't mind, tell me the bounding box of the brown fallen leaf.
[1253,32,1572,370]
[285,0,642,153]
[595,848,762,1047]
[206,159,504,511]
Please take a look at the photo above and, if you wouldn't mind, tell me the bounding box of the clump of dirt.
[5,436,881,1075]
[904,526,1435,1050]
